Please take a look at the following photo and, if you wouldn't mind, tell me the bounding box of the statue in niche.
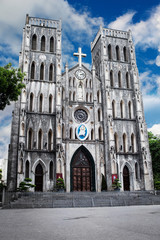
[110,146,116,160]
[142,147,147,160]
[78,82,83,101]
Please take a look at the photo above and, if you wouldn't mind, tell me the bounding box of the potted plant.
[112,178,121,191]
[56,177,65,192]
[18,178,36,192]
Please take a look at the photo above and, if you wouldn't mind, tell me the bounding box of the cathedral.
[7,14,154,192]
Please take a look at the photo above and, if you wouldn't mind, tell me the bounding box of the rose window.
[74,109,88,123]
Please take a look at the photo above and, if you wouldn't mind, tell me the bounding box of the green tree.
[18,178,35,192]
[0,63,25,110]
[148,132,160,189]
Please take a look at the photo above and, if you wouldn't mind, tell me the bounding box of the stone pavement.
[0,205,160,240]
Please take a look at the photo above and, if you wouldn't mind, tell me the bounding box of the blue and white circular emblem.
[76,124,88,141]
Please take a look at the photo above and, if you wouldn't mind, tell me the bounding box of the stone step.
[2,191,160,209]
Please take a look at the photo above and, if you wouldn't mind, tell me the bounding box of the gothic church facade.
[7,15,154,192]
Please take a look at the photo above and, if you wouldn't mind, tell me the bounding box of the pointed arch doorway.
[71,146,95,192]
[123,165,130,191]
[35,163,43,191]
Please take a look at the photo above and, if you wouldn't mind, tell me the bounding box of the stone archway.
[35,163,43,192]
[70,146,95,192]
[123,165,130,191]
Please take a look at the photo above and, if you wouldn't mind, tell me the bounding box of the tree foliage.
[17,178,35,192]
[148,132,160,189]
[0,63,25,110]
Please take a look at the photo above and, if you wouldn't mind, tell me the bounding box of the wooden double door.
[71,148,93,191]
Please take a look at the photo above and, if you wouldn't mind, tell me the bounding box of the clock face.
[75,69,86,80]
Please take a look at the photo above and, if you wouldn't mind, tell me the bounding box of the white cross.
[73,47,87,67]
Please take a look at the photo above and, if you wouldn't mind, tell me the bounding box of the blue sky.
[0,0,160,158]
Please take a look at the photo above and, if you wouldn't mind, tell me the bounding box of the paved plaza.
[0,205,160,240]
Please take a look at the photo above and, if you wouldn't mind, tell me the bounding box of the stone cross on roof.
[73,47,87,68]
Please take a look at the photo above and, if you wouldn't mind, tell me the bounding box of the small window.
[116,46,120,61]
[49,64,53,81]
[31,62,35,79]
[40,63,44,80]
[41,36,45,51]
[110,71,113,87]
[108,44,112,60]
[32,34,37,50]
[50,37,54,52]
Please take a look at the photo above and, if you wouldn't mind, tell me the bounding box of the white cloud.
[0,0,103,63]
[156,55,160,67]
[148,124,160,136]
[0,123,11,159]
[108,5,160,64]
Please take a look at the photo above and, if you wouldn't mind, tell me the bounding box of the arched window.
[40,63,44,80]
[98,108,101,122]
[29,93,34,112]
[123,46,127,62]
[32,34,37,50]
[86,93,88,102]
[128,101,132,119]
[90,93,92,102]
[70,128,73,139]
[108,44,112,60]
[91,129,94,140]
[114,133,118,153]
[49,64,53,81]
[28,128,33,150]
[25,160,29,178]
[99,127,103,140]
[49,95,52,113]
[126,72,130,88]
[31,62,35,79]
[49,161,53,180]
[69,91,72,101]
[73,77,76,87]
[41,36,45,51]
[123,133,127,153]
[48,130,52,151]
[116,46,120,61]
[39,94,43,112]
[69,77,72,87]
[135,162,138,179]
[90,79,92,88]
[131,133,135,153]
[110,70,113,87]
[86,79,88,88]
[73,92,76,101]
[38,129,43,150]
[118,71,122,88]
[50,37,54,52]
[112,100,116,118]
[120,100,124,118]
